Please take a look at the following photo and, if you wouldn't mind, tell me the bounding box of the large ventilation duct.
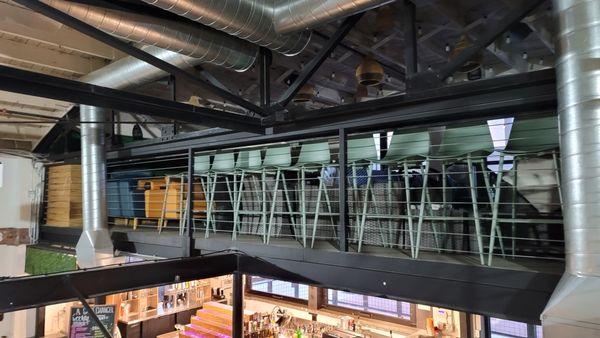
[273,0,395,34]
[141,0,311,56]
[541,0,600,336]
[72,46,207,266]
[43,0,257,71]
[81,45,202,88]
[76,105,114,268]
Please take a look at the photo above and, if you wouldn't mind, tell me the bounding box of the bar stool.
[232,149,262,240]
[293,142,335,248]
[346,136,387,252]
[433,124,496,265]
[261,146,292,243]
[381,131,431,258]
[210,152,236,238]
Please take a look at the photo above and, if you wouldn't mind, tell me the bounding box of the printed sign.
[69,305,116,338]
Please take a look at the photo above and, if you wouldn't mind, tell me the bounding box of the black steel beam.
[434,0,545,81]
[231,246,560,325]
[0,254,237,313]
[259,47,272,109]
[14,0,266,116]
[401,0,418,90]
[0,65,263,133]
[276,68,556,132]
[276,14,364,107]
[60,69,555,160]
[0,232,560,325]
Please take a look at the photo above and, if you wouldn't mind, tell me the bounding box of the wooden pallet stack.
[45,164,82,227]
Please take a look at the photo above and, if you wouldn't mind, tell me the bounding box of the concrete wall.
[0,155,39,338]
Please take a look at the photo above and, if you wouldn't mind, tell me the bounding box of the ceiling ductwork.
[142,0,392,55]
[273,0,395,34]
[81,46,203,89]
[542,0,600,336]
[141,0,311,56]
[42,0,258,71]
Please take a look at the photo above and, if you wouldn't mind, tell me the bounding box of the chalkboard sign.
[69,305,116,338]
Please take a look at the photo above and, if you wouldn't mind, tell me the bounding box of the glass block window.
[327,289,412,320]
[249,276,309,300]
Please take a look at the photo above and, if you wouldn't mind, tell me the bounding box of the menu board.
[69,305,116,338]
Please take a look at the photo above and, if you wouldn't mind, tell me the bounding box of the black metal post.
[259,47,272,109]
[483,315,492,338]
[402,0,418,91]
[232,272,244,338]
[338,128,349,252]
[65,277,113,338]
[380,132,388,160]
[186,148,195,257]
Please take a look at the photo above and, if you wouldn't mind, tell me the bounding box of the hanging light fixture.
[356,55,385,86]
[450,34,482,73]
[293,84,316,103]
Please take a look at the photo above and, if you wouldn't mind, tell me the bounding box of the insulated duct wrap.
[43,0,257,71]
[542,0,600,336]
[141,0,311,55]
[273,0,394,34]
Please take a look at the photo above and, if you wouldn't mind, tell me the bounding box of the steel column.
[338,128,349,251]
[186,148,195,257]
[232,272,244,338]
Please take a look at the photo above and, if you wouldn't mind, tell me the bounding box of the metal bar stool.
[381,131,431,258]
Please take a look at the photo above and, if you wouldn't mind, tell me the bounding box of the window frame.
[245,275,309,305]
[322,289,417,326]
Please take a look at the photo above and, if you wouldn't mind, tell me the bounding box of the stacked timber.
[45,164,82,227]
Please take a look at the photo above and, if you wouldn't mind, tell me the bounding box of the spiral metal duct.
[76,105,114,267]
[42,0,258,71]
[141,0,311,56]
[542,0,600,336]
[81,46,202,88]
[273,0,395,34]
